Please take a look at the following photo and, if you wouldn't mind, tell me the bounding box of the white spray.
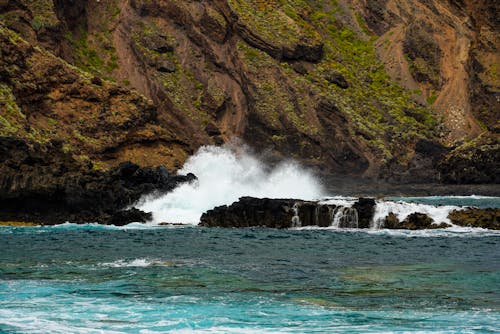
[137,145,325,224]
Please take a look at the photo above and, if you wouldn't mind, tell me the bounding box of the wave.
[137,144,325,225]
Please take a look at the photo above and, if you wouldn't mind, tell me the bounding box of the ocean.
[1,221,499,333]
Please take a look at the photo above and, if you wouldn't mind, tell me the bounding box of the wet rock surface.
[0,137,196,225]
[448,208,500,230]
[200,197,498,230]
[200,197,377,229]
[383,212,450,230]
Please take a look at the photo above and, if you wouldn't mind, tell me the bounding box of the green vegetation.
[228,0,321,52]
[66,29,105,75]
[238,41,317,135]
[426,92,438,105]
[19,0,59,29]
[354,13,372,36]
[0,83,24,136]
[30,16,46,31]
[233,0,439,163]
[65,27,120,79]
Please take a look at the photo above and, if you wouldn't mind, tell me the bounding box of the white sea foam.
[98,258,178,268]
[137,144,325,225]
[372,200,461,227]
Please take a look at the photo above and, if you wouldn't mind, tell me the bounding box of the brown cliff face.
[0,0,498,183]
[356,0,499,142]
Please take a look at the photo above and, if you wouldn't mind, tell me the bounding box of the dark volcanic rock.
[448,208,500,230]
[199,197,496,230]
[384,212,446,230]
[325,70,349,89]
[0,137,196,225]
[401,213,434,230]
[382,212,400,229]
[200,197,298,228]
[200,197,341,228]
[352,198,376,228]
[110,208,153,226]
[438,134,500,184]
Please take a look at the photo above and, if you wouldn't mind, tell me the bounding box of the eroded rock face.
[438,133,500,184]
[0,137,196,225]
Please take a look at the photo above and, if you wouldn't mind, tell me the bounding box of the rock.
[384,212,451,229]
[156,58,176,73]
[448,208,500,230]
[0,137,196,225]
[205,122,221,136]
[200,197,297,228]
[91,76,103,86]
[401,213,434,230]
[383,212,400,229]
[325,70,349,89]
[352,198,376,228]
[109,208,152,226]
[438,133,500,184]
[143,34,174,54]
[199,7,228,44]
[200,197,343,228]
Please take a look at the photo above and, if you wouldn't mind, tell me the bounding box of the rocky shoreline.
[0,135,498,229]
[0,137,195,225]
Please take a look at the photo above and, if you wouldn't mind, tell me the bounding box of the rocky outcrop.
[200,197,377,229]
[438,133,500,184]
[448,208,500,230]
[382,212,450,230]
[200,197,298,228]
[0,24,193,170]
[0,137,196,225]
[352,198,376,228]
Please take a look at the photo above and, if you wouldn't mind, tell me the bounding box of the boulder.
[352,198,376,228]
[448,208,500,230]
[401,213,434,230]
[325,70,349,89]
[383,212,400,229]
[110,208,153,226]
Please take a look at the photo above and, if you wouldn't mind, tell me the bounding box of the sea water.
[0,225,499,333]
[1,145,499,333]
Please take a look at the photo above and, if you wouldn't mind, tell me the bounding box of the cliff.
[0,0,498,183]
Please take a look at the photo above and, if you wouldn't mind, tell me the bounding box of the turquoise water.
[1,224,499,333]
